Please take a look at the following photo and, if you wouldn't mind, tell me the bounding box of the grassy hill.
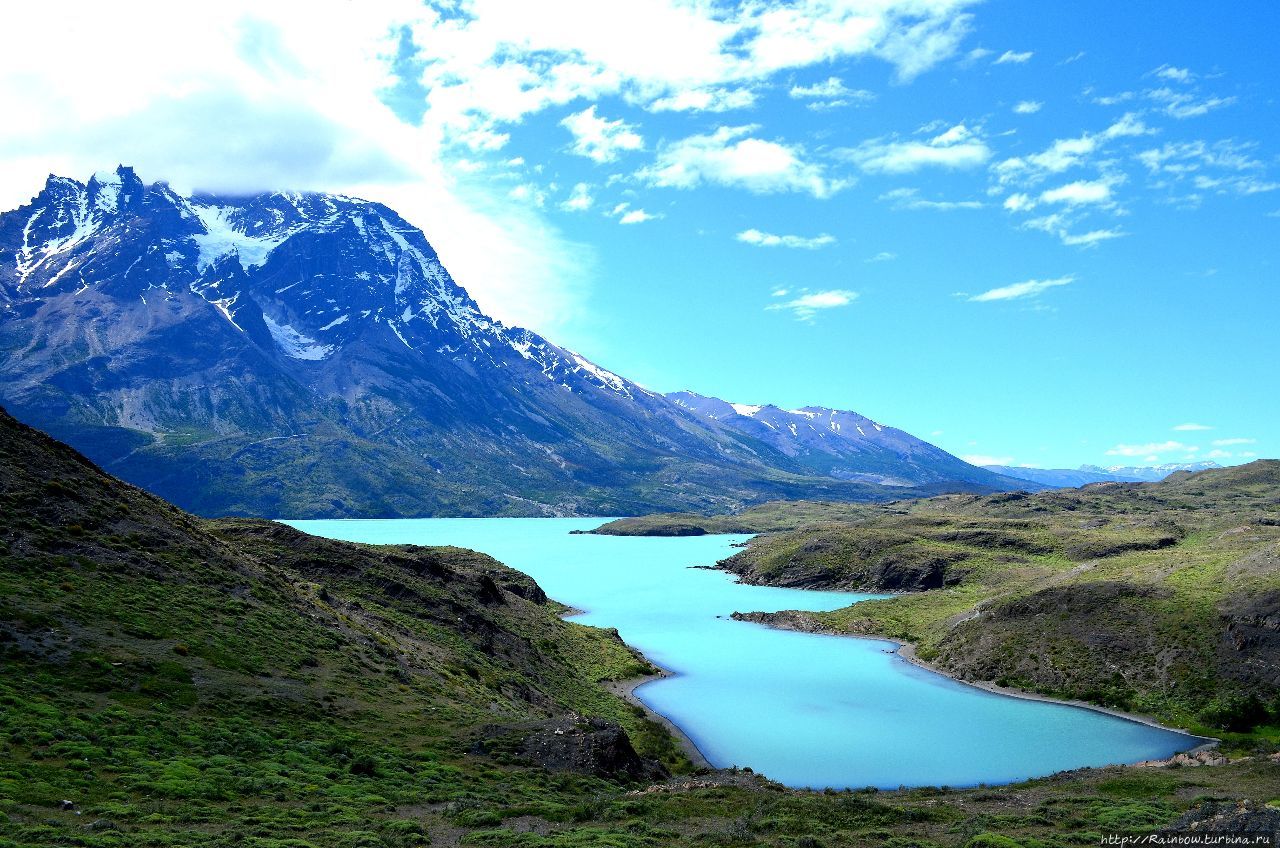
[4,408,1280,846]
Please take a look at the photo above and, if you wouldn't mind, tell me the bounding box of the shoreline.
[603,669,713,770]
[736,610,1215,750]
[557,607,713,770]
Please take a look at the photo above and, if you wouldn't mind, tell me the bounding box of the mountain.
[1084,461,1224,482]
[0,166,1026,517]
[985,461,1224,488]
[668,391,1022,489]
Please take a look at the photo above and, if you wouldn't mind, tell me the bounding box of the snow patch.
[262,314,334,360]
[318,314,350,331]
[730,403,762,417]
[191,205,290,272]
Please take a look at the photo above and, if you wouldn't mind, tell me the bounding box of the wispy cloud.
[1172,423,1212,431]
[841,123,991,174]
[1147,87,1234,119]
[1039,178,1117,206]
[1106,441,1196,458]
[994,50,1033,65]
[968,275,1073,302]
[767,288,858,321]
[1023,213,1126,247]
[1212,437,1256,446]
[618,208,659,224]
[866,251,897,262]
[648,87,756,113]
[880,187,984,211]
[560,106,644,163]
[789,76,875,110]
[559,182,593,212]
[1013,100,1042,114]
[993,113,1150,186]
[1152,64,1195,84]
[736,228,836,249]
[960,454,1014,466]
[640,125,843,198]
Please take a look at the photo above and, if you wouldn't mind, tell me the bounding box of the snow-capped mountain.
[0,167,1027,517]
[668,391,1015,488]
[983,461,1224,489]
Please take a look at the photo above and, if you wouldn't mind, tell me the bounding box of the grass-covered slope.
[5,408,1280,846]
[715,465,1280,741]
[0,405,685,844]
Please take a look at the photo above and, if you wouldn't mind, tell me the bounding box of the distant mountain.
[1083,461,1224,483]
[0,166,1027,517]
[669,391,1034,490]
[984,461,1223,488]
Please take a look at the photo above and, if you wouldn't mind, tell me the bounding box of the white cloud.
[1212,437,1256,447]
[968,275,1073,302]
[789,76,875,109]
[842,123,990,173]
[1003,192,1035,212]
[1106,441,1194,458]
[994,50,1033,65]
[560,105,644,163]
[1023,213,1126,247]
[867,251,897,262]
[1172,423,1212,431]
[1153,64,1195,84]
[618,208,659,224]
[1013,100,1042,114]
[1205,449,1233,460]
[405,0,980,144]
[1039,178,1115,206]
[508,182,547,206]
[767,288,858,321]
[961,454,1014,466]
[1147,87,1235,119]
[880,187,983,211]
[1058,227,1126,247]
[791,76,856,98]
[993,113,1150,185]
[648,87,757,113]
[559,181,593,212]
[736,228,836,249]
[640,125,842,197]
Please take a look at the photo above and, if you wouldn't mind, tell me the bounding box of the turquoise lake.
[286,517,1199,789]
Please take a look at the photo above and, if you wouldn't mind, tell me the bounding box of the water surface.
[286,517,1198,789]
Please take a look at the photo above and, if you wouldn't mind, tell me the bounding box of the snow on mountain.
[985,461,1225,488]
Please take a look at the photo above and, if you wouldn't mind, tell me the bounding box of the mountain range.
[0,166,1033,517]
[982,461,1223,488]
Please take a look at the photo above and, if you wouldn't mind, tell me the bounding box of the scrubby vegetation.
[3,407,1280,846]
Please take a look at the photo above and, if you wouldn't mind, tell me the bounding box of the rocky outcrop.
[472,717,667,782]
[1169,800,1280,834]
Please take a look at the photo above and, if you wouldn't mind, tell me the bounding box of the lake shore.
[732,608,1214,749]
[603,669,714,770]
[559,605,713,770]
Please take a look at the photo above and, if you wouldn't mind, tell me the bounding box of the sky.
[1,0,1276,470]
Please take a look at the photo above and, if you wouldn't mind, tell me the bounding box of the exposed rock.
[473,717,667,782]
[1168,800,1280,834]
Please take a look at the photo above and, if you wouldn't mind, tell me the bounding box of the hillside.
[707,464,1280,737]
[0,167,1025,519]
[5,407,1280,844]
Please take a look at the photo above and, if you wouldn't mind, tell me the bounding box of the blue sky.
[1,0,1276,469]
